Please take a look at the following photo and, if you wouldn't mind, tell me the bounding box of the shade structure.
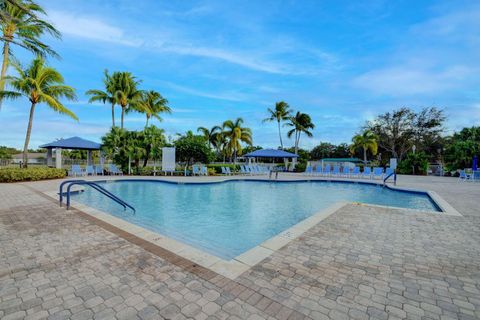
[40,136,101,150]
[243,149,299,158]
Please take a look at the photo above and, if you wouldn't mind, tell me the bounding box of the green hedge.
[0,167,67,182]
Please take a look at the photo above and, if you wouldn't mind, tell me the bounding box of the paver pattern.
[1,175,479,320]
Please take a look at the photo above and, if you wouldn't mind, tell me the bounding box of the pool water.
[70,180,440,259]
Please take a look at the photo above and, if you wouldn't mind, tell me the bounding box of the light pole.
[412,145,416,175]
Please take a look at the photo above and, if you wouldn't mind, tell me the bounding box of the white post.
[46,149,53,167]
[55,148,62,169]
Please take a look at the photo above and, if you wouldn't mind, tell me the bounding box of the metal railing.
[59,180,135,213]
[383,172,397,186]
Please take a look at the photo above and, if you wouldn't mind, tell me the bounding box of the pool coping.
[43,177,461,280]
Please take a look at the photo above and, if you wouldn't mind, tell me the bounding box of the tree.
[349,130,378,164]
[113,72,142,129]
[0,56,76,167]
[310,142,335,160]
[132,90,171,127]
[174,131,213,167]
[262,101,291,149]
[222,118,253,162]
[86,70,119,127]
[285,111,315,155]
[366,107,445,160]
[197,125,221,148]
[443,127,480,171]
[0,0,61,108]
[141,125,165,167]
[397,152,429,175]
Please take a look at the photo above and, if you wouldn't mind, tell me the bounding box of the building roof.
[320,158,363,163]
[243,149,299,158]
[39,136,101,150]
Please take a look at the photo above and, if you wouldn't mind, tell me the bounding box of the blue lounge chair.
[385,167,394,177]
[458,170,472,182]
[362,167,372,179]
[225,167,232,175]
[304,165,313,176]
[221,166,227,175]
[201,166,208,176]
[314,166,322,176]
[342,166,350,177]
[95,166,104,175]
[192,165,200,176]
[373,167,384,179]
[323,165,331,177]
[109,164,123,175]
[85,165,95,176]
[351,166,360,178]
[332,166,340,177]
[70,165,84,177]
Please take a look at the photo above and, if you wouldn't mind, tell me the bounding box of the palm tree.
[132,90,171,127]
[262,101,291,149]
[0,0,61,108]
[197,125,221,148]
[113,72,142,129]
[86,70,119,127]
[222,118,252,162]
[0,56,77,167]
[286,111,315,155]
[350,130,378,165]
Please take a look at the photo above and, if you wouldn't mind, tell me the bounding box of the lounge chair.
[95,165,104,175]
[192,165,200,176]
[201,166,208,176]
[342,167,350,177]
[351,166,360,178]
[385,167,394,177]
[225,167,232,175]
[304,165,313,176]
[458,170,472,182]
[70,165,84,177]
[314,166,322,176]
[332,166,340,177]
[221,166,227,175]
[373,167,384,179]
[323,165,331,177]
[362,167,372,179]
[109,164,123,175]
[85,165,95,176]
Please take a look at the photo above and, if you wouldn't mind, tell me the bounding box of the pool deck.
[1,174,479,319]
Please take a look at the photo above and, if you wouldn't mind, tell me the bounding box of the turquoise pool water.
[70,180,440,259]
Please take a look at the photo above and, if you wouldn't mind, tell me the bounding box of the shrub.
[0,167,67,182]
[397,152,429,175]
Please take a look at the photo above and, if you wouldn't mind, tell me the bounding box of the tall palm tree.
[86,70,119,127]
[113,72,142,129]
[0,56,77,167]
[286,111,315,155]
[262,101,291,149]
[132,90,171,127]
[197,125,221,148]
[222,117,252,162]
[350,130,378,164]
[0,0,60,108]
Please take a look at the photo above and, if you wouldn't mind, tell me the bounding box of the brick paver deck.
[1,175,479,319]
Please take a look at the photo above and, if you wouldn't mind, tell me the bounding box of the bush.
[397,152,429,175]
[0,167,67,182]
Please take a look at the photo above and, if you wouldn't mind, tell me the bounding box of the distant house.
[12,153,46,165]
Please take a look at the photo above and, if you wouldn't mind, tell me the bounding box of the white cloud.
[48,10,142,46]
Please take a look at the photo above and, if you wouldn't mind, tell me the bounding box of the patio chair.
[70,165,84,177]
[221,166,227,175]
[332,166,340,177]
[373,167,384,179]
[192,165,200,176]
[85,165,95,176]
[304,165,313,176]
[342,166,350,177]
[95,165,104,175]
[109,164,123,175]
[323,165,331,177]
[225,167,232,175]
[362,167,372,179]
[351,166,360,178]
[458,170,472,182]
[314,166,322,176]
[201,166,208,176]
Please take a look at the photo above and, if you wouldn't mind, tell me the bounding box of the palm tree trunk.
[363,147,367,165]
[278,120,283,149]
[0,42,10,109]
[294,130,299,155]
[121,106,125,129]
[22,102,36,168]
[145,116,149,127]
[111,102,115,127]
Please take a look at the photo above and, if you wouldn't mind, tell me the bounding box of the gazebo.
[39,136,101,169]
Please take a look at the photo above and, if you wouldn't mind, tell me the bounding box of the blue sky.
[1,0,479,149]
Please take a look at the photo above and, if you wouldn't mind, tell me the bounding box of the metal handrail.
[383,172,397,186]
[59,180,135,213]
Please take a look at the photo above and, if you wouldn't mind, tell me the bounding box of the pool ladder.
[383,172,397,187]
[59,180,135,213]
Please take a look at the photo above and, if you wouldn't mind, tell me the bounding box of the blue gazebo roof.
[243,149,299,158]
[39,136,101,150]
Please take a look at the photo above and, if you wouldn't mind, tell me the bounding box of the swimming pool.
[70,180,440,259]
